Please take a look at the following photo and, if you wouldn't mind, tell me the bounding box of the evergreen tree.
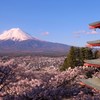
[66,46,76,68]
[94,50,99,59]
[75,47,81,66]
[85,48,93,59]
[80,47,86,60]
[60,58,68,71]
[80,47,86,65]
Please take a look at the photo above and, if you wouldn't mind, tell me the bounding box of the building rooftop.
[87,40,100,46]
[89,21,100,29]
[89,21,100,26]
[84,59,100,67]
[80,77,100,91]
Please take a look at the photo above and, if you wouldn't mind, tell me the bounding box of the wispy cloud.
[73,30,99,34]
[73,30,86,34]
[73,30,99,39]
[42,32,49,35]
[86,30,98,34]
[74,35,80,38]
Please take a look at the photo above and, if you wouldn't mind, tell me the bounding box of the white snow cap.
[0,28,36,41]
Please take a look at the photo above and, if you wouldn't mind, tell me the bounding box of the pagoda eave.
[86,40,100,47]
[89,21,100,29]
[80,78,100,91]
[84,63,100,67]
[84,59,100,67]
[89,25,100,29]
[87,43,100,47]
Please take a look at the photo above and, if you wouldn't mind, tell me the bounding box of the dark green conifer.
[61,47,94,71]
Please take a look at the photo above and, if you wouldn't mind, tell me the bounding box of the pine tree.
[85,48,93,59]
[75,47,81,66]
[67,46,76,68]
[94,50,99,59]
[60,58,68,71]
[80,47,86,65]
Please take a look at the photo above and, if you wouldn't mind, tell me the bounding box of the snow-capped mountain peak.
[0,28,35,41]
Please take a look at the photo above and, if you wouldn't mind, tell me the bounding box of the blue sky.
[0,0,100,47]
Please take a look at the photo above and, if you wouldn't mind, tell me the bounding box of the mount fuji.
[0,28,37,41]
[0,28,70,56]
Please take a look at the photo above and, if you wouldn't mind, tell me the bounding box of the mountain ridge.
[0,28,70,56]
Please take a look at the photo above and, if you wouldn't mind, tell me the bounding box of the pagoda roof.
[87,40,100,47]
[89,21,100,26]
[89,21,100,29]
[87,40,100,44]
[80,77,100,91]
[84,59,100,67]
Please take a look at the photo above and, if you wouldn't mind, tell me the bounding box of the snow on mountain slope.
[0,28,36,41]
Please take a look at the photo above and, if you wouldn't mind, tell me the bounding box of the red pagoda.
[80,21,100,91]
[89,21,100,29]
